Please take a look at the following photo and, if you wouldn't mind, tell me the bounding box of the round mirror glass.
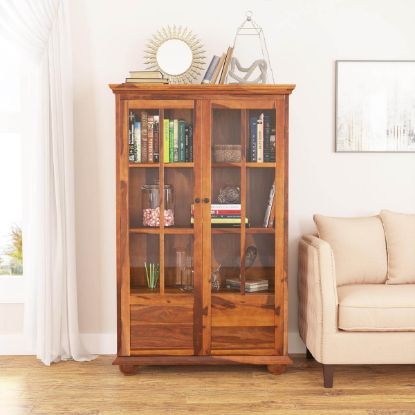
[156,39,193,76]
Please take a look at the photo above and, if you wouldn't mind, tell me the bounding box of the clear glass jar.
[141,183,174,227]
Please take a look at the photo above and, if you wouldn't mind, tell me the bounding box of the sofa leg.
[323,364,334,388]
[306,348,313,360]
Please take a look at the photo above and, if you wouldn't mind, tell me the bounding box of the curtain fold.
[0,0,94,365]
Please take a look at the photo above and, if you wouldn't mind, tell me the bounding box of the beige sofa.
[298,210,415,388]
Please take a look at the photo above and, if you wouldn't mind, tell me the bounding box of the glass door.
[127,100,200,354]
[208,101,277,353]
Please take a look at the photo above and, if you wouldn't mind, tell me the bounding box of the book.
[185,126,190,162]
[211,204,241,210]
[188,124,193,162]
[153,115,159,162]
[169,120,174,162]
[267,196,276,228]
[147,115,154,162]
[173,119,179,162]
[211,53,226,84]
[190,217,248,225]
[134,121,141,163]
[141,111,148,162]
[178,120,186,161]
[163,119,170,163]
[129,70,163,78]
[263,113,272,162]
[191,204,241,216]
[270,128,276,162]
[128,111,136,162]
[257,113,264,162]
[219,46,234,84]
[125,78,168,84]
[225,278,269,292]
[263,182,275,227]
[202,56,220,84]
[249,116,257,162]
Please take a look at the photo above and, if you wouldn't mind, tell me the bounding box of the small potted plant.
[145,262,160,290]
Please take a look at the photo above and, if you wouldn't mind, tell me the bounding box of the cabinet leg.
[323,364,334,388]
[267,364,287,375]
[119,365,138,376]
[306,348,313,360]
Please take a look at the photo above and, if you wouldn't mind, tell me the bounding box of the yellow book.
[163,118,169,162]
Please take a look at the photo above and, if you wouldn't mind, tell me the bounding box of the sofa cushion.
[380,210,415,284]
[314,215,387,286]
[338,284,415,331]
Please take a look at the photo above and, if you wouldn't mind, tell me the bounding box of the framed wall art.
[336,60,415,152]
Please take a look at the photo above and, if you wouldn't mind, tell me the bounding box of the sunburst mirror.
[144,26,206,84]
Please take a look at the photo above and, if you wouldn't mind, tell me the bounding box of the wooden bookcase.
[110,84,295,375]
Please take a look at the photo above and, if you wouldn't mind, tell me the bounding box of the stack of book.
[190,204,249,227]
[163,118,193,163]
[129,111,193,163]
[248,113,276,162]
[201,46,234,84]
[125,70,169,84]
[225,278,269,293]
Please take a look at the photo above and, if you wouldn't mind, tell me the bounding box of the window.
[0,37,24,302]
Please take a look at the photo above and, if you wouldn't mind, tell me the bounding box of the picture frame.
[335,60,415,153]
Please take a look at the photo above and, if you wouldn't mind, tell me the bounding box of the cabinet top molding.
[109,84,296,95]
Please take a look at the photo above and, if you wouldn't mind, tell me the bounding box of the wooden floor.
[0,356,414,415]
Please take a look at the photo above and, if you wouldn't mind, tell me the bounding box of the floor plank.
[0,356,414,414]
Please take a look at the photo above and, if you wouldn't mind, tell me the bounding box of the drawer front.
[130,296,194,354]
[211,294,275,354]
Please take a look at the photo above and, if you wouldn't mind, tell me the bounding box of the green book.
[173,119,179,162]
[163,118,169,162]
[169,120,174,162]
[178,120,186,162]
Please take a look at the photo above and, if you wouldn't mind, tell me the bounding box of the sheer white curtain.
[0,0,94,365]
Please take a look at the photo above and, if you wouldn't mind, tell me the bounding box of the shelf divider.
[240,109,248,295]
[159,109,165,295]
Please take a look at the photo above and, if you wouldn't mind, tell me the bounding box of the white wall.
[69,0,415,353]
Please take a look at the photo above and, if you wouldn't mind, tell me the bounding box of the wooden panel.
[130,293,193,306]
[212,100,275,109]
[131,305,193,325]
[130,349,194,356]
[211,294,274,327]
[131,324,193,349]
[211,326,274,350]
[127,99,194,109]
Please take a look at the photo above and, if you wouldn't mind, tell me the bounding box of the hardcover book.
[263,113,272,162]
[257,113,264,162]
[141,111,148,162]
[153,115,160,162]
[249,116,257,162]
[128,70,163,78]
[147,115,154,162]
[178,120,186,162]
[163,119,170,163]
[202,55,220,84]
[169,120,174,162]
[134,121,141,163]
[173,119,179,162]
[188,124,193,162]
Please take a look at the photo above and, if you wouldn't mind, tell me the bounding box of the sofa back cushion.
[314,215,387,286]
[380,210,415,284]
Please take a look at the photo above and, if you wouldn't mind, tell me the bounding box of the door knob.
[194,198,201,203]
[203,198,210,203]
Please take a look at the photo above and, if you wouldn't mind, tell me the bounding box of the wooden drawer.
[130,296,194,353]
[211,294,275,352]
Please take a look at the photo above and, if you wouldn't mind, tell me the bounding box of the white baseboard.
[0,331,305,356]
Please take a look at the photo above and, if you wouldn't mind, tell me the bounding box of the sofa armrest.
[298,234,338,362]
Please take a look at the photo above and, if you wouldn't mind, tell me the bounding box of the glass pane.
[165,234,194,292]
[0,133,23,276]
[247,110,276,162]
[244,234,275,294]
[247,168,275,228]
[212,109,241,163]
[211,234,240,293]
[130,234,160,293]
[163,109,194,163]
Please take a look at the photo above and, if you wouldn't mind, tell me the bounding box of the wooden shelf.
[164,163,194,168]
[246,162,276,168]
[130,227,194,235]
[211,162,276,168]
[129,162,194,168]
[131,287,194,296]
[211,227,274,234]
[247,227,275,234]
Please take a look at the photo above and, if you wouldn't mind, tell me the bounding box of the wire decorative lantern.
[226,11,275,84]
